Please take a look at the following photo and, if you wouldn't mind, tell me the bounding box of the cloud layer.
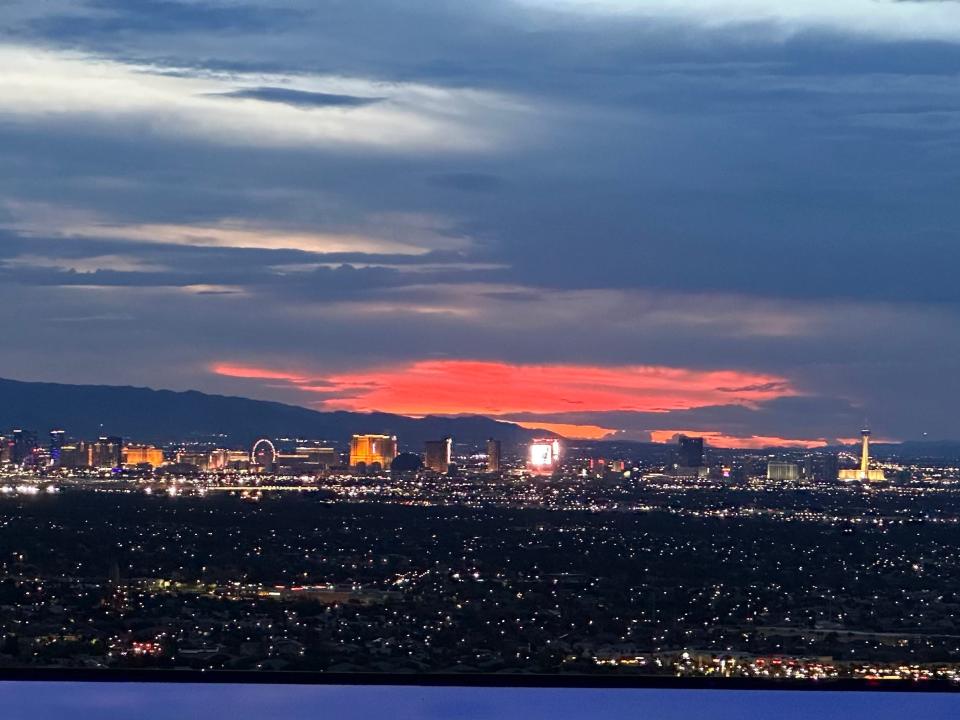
[1,0,959,444]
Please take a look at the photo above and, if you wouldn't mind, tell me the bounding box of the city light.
[0,420,957,684]
[528,438,561,474]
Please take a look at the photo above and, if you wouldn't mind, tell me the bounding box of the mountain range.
[5,377,958,458]
[0,377,548,448]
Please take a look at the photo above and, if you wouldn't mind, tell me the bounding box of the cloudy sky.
[2,0,959,447]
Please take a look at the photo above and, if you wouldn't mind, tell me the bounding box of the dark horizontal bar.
[0,669,956,693]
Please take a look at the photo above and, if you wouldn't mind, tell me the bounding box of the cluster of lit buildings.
[338,435,505,474]
[0,426,515,478]
[1,421,892,485]
[660,430,886,486]
[1,429,141,471]
[764,430,885,483]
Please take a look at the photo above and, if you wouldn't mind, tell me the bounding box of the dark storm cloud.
[211,87,384,109]
[427,173,505,193]
[0,231,499,299]
[27,0,304,38]
[1,34,958,305]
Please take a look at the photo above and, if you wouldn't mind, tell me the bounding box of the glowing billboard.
[528,438,561,474]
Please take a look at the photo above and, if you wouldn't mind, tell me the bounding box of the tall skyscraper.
[10,429,38,465]
[860,429,872,476]
[838,428,886,482]
[49,429,66,467]
[350,434,398,471]
[677,435,704,468]
[424,437,453,473]
[486,439,501,473]
[122,445,165,467]
[767,461,800,482]
[89,436,123,469]
[803,453,839,482]
[59,441,89,469]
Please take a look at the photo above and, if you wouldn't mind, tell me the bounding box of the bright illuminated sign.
[528,438,561,472]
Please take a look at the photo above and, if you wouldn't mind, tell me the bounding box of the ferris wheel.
[251,438,277,469]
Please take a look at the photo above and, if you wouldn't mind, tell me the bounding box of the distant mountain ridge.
[0,377,549,448]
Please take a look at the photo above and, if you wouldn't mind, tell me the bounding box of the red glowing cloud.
[213,364,311,384]
[211,359,797,417]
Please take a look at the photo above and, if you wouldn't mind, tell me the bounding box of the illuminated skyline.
[2,1,959,445]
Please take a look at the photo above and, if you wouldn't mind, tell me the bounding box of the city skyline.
[4,1,960,445]
[0,405,896,482]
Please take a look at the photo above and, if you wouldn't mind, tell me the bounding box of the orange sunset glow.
[509,421,618,440]
[648,429,827,450]
[212,359,797,417]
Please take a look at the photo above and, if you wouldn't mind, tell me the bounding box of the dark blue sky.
[2,683,960,719]
[2,0,960,445]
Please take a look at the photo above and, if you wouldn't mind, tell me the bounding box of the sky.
[2,0,960,447]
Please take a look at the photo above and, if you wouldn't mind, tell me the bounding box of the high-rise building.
[486,439,501,473]
[224,450,252,469]
[424,437,452,473]
[767,461,800,482]
[49,429,66,467]
[677,435,704,468]
[175,450,211,470]
[90,436,123,469]
[122,445,165,467]
[803,453,839,482]
[350,434,398,472]
[528,438,561,475]
[59,441,90,469]
[296,446,340,467]
[205,449,229,471]
[274,446,341,474]
[10,429,38,465]
[838,429,886,482]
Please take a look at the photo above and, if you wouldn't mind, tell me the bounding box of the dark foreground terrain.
[0,488,959,680]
